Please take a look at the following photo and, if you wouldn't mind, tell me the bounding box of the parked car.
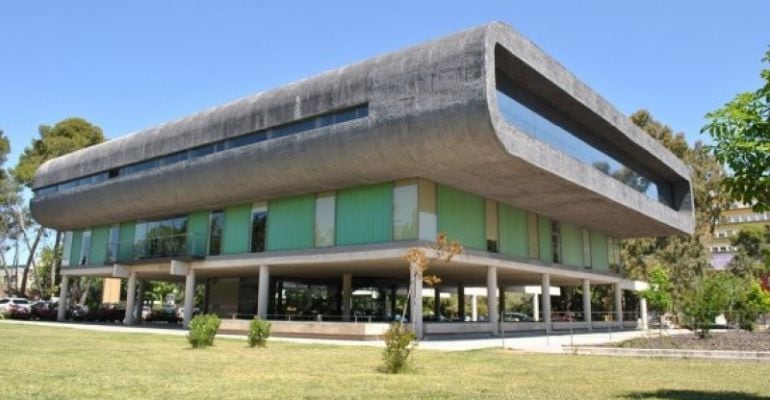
[503,312,534,322]
[0,297,31,318]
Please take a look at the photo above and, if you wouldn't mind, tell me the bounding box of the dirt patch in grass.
[612,330,770,351]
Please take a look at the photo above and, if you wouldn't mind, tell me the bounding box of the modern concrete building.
[31,22,693,338]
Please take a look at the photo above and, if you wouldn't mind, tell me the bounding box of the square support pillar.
[433,287,441,320]
[541,274,551,332]
[487,266,499,333]
[342,272,352,321]
[582,279,592,331]
[124,271,137,325]
[532,293,539,322]
[182,270,196,328]
[614,283,624,326]
[457,285,465,322]
[640,296,649,330]
[409,262,423,339]
[257,265,270,319]
[57,276,69,322]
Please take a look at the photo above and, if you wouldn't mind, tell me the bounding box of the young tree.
[13,118,105,296]
[703,50,770,211]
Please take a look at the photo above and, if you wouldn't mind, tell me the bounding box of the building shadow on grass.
[627,390,770,400]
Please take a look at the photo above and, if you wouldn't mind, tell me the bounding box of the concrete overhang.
[31,22,693,238]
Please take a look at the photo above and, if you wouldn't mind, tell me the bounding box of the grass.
[1,323,770,399]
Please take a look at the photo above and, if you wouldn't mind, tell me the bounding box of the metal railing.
[111,233,207,262]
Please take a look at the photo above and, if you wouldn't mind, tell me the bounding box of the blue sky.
[1,0,768,168]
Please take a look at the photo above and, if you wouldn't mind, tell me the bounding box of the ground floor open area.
[1,323,768,399]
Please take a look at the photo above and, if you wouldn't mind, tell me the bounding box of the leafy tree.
[731,279,770,331]
[621,111,728,313]
[641,265,672,313]
[682,271,732,338]
[702,50,770,211]
[727,225,770,278]
[13,118,105,296]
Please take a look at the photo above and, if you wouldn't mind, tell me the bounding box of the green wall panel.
[222,204,251,255]
[187,210,210,256]
[590,231,610,271]
[538,216,553,263]
[336,183,393,246]
[561,223,583,267]
[436,185,485,250]
[69,230,83,267]
[498,204,528,258]
[88,225,110,266]
[267,195,315,251]
[118,222,136,261]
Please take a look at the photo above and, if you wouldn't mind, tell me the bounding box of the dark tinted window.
[209,210,224,256]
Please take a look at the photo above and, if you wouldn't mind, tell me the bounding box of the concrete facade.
[30,22,693,338]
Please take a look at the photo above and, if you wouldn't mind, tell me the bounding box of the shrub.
[382,323,416,373]
[187,314,221,349]
[682,272,732,338]
[247,318,271,348]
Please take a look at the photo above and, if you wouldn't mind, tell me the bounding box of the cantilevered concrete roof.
[31,22,694,237]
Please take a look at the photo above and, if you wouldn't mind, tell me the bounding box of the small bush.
[247,318,272,348]
[382,323,417,373]
[187,314,221,349]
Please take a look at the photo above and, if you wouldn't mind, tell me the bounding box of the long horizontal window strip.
[496,77,671,208]
[34,103,369,196]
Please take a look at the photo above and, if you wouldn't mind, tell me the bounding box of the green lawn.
[1,323,768,400]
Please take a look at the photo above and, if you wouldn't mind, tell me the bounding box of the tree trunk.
[20,229,42,296]
[78,278,91,306]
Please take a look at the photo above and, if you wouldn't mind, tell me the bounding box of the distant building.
[706,203,770,269]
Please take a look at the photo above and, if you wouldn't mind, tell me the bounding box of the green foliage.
[13,118,105,186]
[728,226,770,278]
[731,280,770,332]
[682,272,733,338]
[641,265,672,312]
[703,50,770,211]
[187,314,221,349]
[0,129,10,183]
[381,323,416,373]
[247,318,271,348]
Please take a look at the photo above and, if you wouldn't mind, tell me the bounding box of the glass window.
[209,210,224,255]
[61,231,73,267]
[251,203,267,252]
[393,182,418,241]
[314,194,335,247]
[551,221,561,263]
[134,216,188,258]
[79,230,92,265]
[582,228,591,267]
[108,224,120,263]
[496,77,667,207]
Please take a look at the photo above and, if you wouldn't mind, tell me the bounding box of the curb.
[564,346,770,362]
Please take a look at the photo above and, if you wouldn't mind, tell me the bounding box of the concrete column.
[182,270,196,328]
[124,272,136,325]
[57,276,69,322]
[136,280,145,323]
[342,272,352,321]
[582,279,592,331]
[541,274,551,332]
[640,296,649,330]
[533,293,540,322]
[614,284,624,326]
[471,295,478,322]
[433,287,441,320]
[257,265,270,319]
[487,266,498,331]
[409,262,423,339]
[457,285,465,321]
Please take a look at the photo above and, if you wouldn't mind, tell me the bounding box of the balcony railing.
[112,233,207,262]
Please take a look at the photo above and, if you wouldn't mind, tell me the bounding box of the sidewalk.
[0,319,683,353]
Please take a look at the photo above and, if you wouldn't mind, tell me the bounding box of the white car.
[0,297,31,315]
